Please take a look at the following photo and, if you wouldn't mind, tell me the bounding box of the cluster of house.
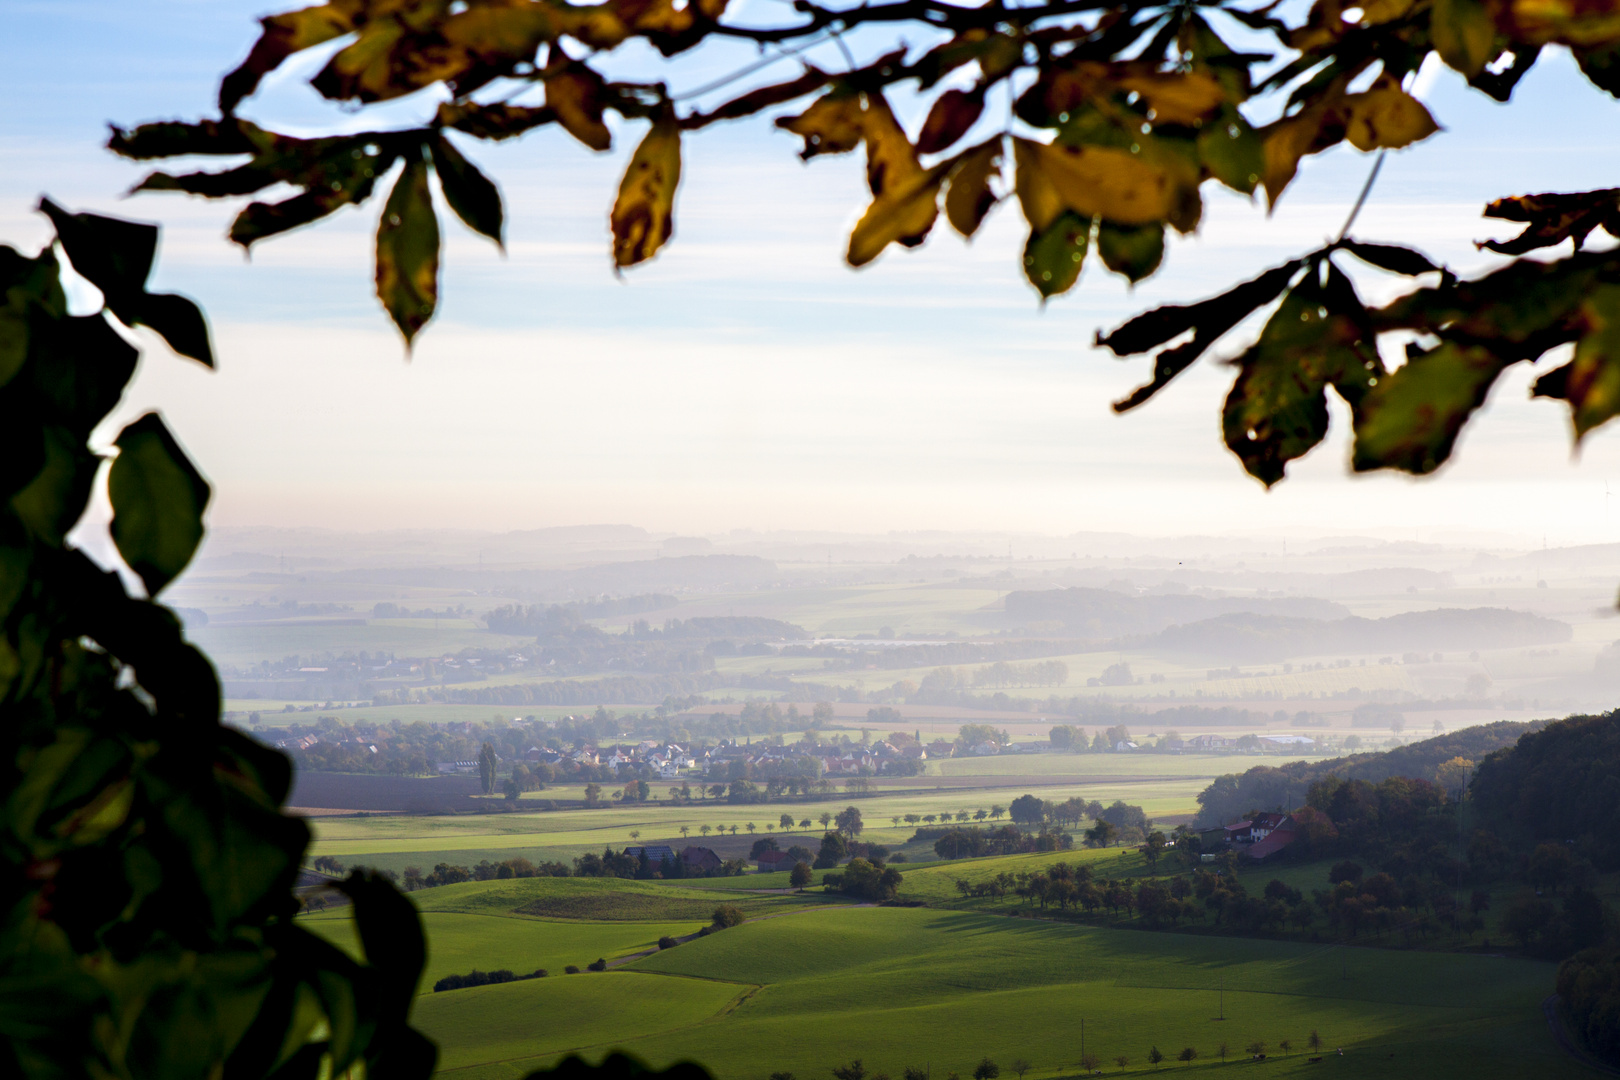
[1197,811,1300,862]
[622,844,724,873]
[1171,734,1318,752]
[470,737,932,780]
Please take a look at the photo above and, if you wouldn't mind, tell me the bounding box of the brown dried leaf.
[611,116,682,267]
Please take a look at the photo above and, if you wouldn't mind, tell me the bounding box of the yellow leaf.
[1012,138,1064,232]
[545,64,612,151]
[1258,88,1350,207]
[776,92,865,159]
[1344,75,1441,150]
[944,137,1004,238]
[1361,0,1416,24]
[1112,70,1229,126]
[859,92,923,198]
[611,116,682,268]
[1507,0,1620,47]
[847,169,944,267]
[1015,137,1198,229]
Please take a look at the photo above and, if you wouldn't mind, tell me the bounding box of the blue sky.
[7,1,1620,544]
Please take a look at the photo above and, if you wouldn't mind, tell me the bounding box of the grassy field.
[418,904,1564,1080]
[307,774,1211,869]
[303,910,698,987]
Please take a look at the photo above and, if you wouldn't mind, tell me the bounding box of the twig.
[1336,148,1387,242]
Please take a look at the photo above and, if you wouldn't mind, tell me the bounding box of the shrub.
[565,965,580,974]
[433,968,546,992]
[888,852,909,863]
[1328,860,1364,885]
[658,936,679,950]
[586,958,607,972]
[973,1058,999,1080]
[712,904,745,928]
[696,925,713,937]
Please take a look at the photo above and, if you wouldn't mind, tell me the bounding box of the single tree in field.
[629,830,640,840]
[1147,1046,1163,1068]
[729,825,740,836]
[1078,1054,1100,1073]
[1278,1039,1292,1057]
[1307,1031,1322,1053]
[800,818,813,830]
[478,741,498,794]
[835,805,865,837]
[892,816,902,827]
[1113,1058,1128,1070]
[746,822,757,834]
[923,814,937,825]
[903,1068,927,1080]
[1217,1043,1228,1062]
[680,825,690,838]
[832,1061,867,1080]
[699,825,712,838]
[1245,1041,1266,1058]
[790,861,813,891]
[1177,1048,1197,1066]
[708,784,726,801]
[975,809,988,821]
[973,1058,999,1080]
[1011,1059,1031,1080]
[781,813,795,831]
[990,806,1007,821]
[820,812,833,830]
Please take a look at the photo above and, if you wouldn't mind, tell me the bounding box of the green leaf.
[10,424,99,546]
[1099,260,1304,411]
[1097,221,1165,284]
[109,411,211,595]
[334,871,429,1012]
[1021,211,1090,299]
[1351,341,1514,474]
[1222,262,1382,486]
[943,138,1003,238]
[430,135,505,248]
[1196,108,1264,195]
[38,198,214,364]
[1532,283,1620,442]
[1430,0,1497,78]
[1339,240,1445,277]
[375,157,441,346]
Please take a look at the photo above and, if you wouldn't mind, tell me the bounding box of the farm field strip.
[410,903,1563,1080]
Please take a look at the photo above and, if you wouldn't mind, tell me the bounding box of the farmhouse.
[755,849,797,872]
[680,846,722,873]
[623,845,677,865]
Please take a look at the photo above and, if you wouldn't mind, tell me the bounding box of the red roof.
[1244,827,1298,861]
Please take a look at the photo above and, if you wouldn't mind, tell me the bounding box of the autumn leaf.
[219,3,358,113]
[776,92,865,159]
[1197,108,1264,194]
[375,156,440,346]
[1344,75,1441,151]
[848,167,945,267]
[611,116,682,268]
[846,93,940,266]
[1013,137,1200,230]
[943,138,1004,238]
[1259,92,1349,207]
[546,64,613,152]
[917,88,985,155]
[430,135,504,247]
[1480,188,1620,254]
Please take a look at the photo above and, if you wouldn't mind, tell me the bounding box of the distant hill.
[1192,719,1550,827]
[1153,607,1570,662]
[1003,587,1349,636]
[667,617,806,640]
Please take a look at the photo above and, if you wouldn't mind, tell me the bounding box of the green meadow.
[347,876,1565,1080]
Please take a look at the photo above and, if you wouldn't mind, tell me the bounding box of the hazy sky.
[9,2,1620,545]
